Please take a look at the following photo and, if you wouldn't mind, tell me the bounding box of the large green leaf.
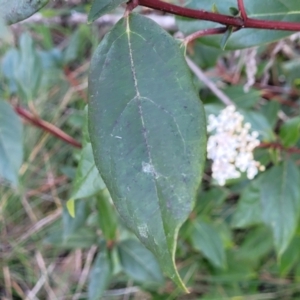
[0,100,23,185]
[117,239,164,284]
[177,0,300,49]
[88,0,127,23]
[0,0,49,24]
[88,13,206,291]
[259,160,300,256]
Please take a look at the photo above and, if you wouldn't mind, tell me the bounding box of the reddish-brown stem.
[258,142,300,154]
[126,0,139,12]
[186,26,241,44]
[139,0,243,26]
[262,91,299,108]
[14,105,82,149]
[138,0,300,31]
[185,27,228,45]
[237,0,247,21]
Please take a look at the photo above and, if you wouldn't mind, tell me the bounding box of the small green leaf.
[45,226,97,249]
[71,143,106,201]
[232,179,263,228]
[220,26,233,50]
[118,239,164,284]
[197,187,229,215]
[235,227,273,264]
[259,159,300,256]
[279,117,300,147]
[88,13,206,291]
[279,235,300,277]
[63,29,82,64]
[66,199,75,218]
[210,250,254,282]
[229,7,239,16]
[88,250,112,300]
[212,4,219,13]
[88,0,127,23]
[206,86,260,109]
[2,49,19,93]
[63,201,89,240]
[0,0,49,24]
[63,26,90,65]
[190,219,226,268]
[0,100,23,185]
[96,189,118,241]
[14,33,43,102]
[261,101,280,129]
[241,109,275,141]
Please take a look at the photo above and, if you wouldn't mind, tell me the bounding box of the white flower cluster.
[207,105,265,186]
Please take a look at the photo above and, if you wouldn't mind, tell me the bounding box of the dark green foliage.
[2,0,300,299]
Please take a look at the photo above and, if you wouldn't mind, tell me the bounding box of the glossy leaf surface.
[88,13,206,290]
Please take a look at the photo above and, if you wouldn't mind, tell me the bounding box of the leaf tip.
[66,199,76,218]
[171,272,189,293]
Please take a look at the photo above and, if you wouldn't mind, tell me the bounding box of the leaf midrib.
[125,16,172,250]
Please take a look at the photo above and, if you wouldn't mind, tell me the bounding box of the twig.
[184,27,228,45]
[35,251,58,300]
[72,245,98,300]
[186,57,234,106]
[126,0,139,15]
[261,91,298,108]
[237,0,247,21]
[26,263,56,300]
[26,175,67,197]
[258,142,300,154]
[14,105,82,149]
[3,266,12,300]
[17,209,62,244]
[139,0,300,31]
